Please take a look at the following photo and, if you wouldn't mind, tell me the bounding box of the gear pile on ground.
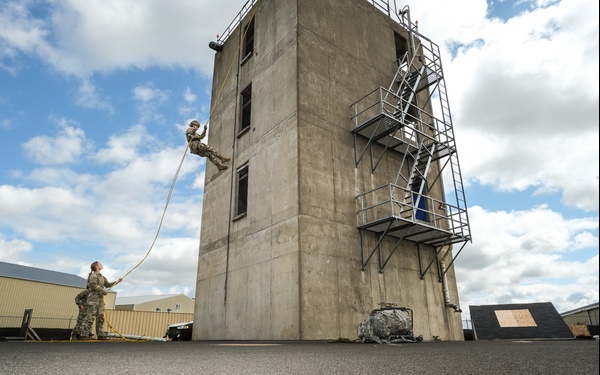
[357,306,423,344]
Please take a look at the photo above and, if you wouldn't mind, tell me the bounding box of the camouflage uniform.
[186,121,230,170]
[79,271,119,338]
[71,289,89,339]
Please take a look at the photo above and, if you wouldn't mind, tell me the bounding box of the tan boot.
[217,164,228,171]
[220,156,231,162]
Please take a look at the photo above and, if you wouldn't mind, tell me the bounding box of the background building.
[0,260,100,339]
[560,302,599,338]
[0,261,192,340]
[195,0,471,341]
[116,294,194,313]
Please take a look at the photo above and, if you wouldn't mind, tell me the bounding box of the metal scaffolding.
[351,4,471,277]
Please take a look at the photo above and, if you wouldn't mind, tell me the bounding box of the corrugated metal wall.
[562,308,599,326]
[1,277,90,320]
[104,310,194,339]
[1,277,193,339]
[120,296,195,313]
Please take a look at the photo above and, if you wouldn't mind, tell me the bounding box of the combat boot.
[217,164,228,171]
[220,156,231,162]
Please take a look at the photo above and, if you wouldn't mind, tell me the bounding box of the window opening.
[243,18,255,59]
[394,32,408,63]
[235,164,249,218]
[240,84,252,134]
[394,32,418,125]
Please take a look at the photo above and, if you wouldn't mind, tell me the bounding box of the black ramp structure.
[470,302,574,340]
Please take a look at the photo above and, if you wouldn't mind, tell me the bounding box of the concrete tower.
[194,0,471,341]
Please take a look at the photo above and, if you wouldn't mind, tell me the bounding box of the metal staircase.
[351,6,471,278]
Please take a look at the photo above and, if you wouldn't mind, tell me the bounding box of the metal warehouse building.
[0,261,192,340]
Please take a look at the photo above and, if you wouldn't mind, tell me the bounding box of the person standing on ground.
[186,120,231,170]
[79,261,122,340]
[70,289,89,340]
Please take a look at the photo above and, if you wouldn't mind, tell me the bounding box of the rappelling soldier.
[186,120,230,170]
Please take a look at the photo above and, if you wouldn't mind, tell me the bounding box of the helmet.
[189,120,201,127]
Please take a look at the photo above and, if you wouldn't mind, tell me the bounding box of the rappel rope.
[100,1,262,341]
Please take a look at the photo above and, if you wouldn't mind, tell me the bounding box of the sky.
[0,0,598,322]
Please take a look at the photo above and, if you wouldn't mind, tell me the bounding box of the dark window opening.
[394,31,418,124]
[243,18,255,59]
[236,164,249,217]
[240,84,252,133]
[394,32,408,64]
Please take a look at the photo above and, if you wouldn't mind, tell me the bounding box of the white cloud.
[95,125,148,165]
[183,87,196,103]
[178,87,198,117]
[73,79,115,114]
[0,236,32,260]
[21,120,89,165]
[0,0,249,77]
[133,83,170,103]
[456,205,599,316]
[0,0,47,75]
[438,0,599,212]
[132,82,171,124]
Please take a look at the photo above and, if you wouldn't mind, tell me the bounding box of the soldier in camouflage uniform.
[70,289,89,340]
[186,120,230,170]
[79,261,122,340]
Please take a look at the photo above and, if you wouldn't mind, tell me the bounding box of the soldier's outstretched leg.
[203,144,229,163]
[207,153,228,170]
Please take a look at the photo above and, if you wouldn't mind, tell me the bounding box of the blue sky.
[1,0,598,321]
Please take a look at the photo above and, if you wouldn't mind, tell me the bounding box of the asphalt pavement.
[0,338,598,374]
